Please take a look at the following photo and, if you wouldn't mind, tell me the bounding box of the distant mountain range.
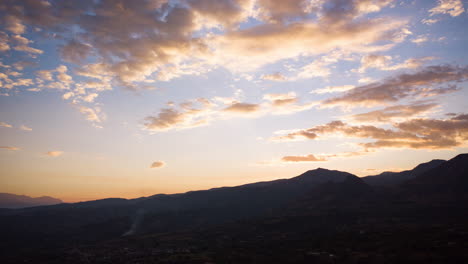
[0,193,62,208]
[1,153,467,263]
[361,159,446,186]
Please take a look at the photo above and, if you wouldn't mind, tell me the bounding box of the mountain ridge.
[0,193,63,209]
[362,159,446,186]
[1,153,468,263]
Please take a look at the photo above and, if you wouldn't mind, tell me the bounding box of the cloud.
[311,85,355,94]
[77,105,102,123]
[357,54,392,73]
[0,122,12,128]
[296,59,331,79]
[261,72,286,81]
[411,35,429,45]
[263,92,297,106]
[19,125,32,131]
[143,93,318,132]
[324,65,468,107]
[46,151,63,157]
[223,102,261,113]
[350,101,439,123]
[144,98,216,132]
[35,65,74,90]
[0,146,20,151]
[10,34,43,54]
[280,150,368,163]
[0,0,409,103]
[258,150,369,165]
[358,77,375,83]
[271,113,468,150]
[213,18,407,72]
[150,161,165,168]
[357,55,434,73]
[421,18,439,25]
[256,0,312,22]
[429,0,464,17]
[319,0,394,24]
[281,154,327,162]
[188,0,253,29]
[59,40,93,63]
[3,15,25,34]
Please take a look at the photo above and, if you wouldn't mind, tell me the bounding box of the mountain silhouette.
[0,193,62,209]
[362,159,446,186]
[1,153,468,263]
[400,154,468,203]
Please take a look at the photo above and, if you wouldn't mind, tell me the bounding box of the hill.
[0,193,63,209]
[1,153,468,263]
[362,159,446,186]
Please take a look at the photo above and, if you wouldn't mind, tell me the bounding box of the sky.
[1,0,467,202]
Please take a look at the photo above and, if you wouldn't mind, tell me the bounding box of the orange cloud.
[281,154,327,162]
[0,122,12,128]
[263,92,298,107]
[46,151,63,157]
[261,72,287,81]
[272,113,468,150]
[350,101,438,123]
[223,102,260,113]
[150,161,165,169]
[0,146,20,151]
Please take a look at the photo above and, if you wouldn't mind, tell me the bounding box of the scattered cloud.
[0,122,12,128]
[46,151,63,157]
[350,101,439,123]
[281,154,326,162]
[77,105,103,124]
[271,113,468,150]
[144,98,216,132]
[0,146,20,151]
[429,0,465,17]
[311,85,355,94]
[421,18,439,25]
[143,93,319,132]
[223,102,261,113]
[19,125,32,131]
[324,65,468,107]
[358,77,375,83]
[263,92,298,106]
[150,161,165,169]
[280,150,368,163]
[411,35,429,45]
[261,72,287,81]
[357,54,433,73]
[0,0,404,87]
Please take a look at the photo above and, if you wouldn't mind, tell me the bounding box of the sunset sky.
[1,0,467,202]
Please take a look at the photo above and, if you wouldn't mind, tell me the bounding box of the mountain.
[2,154,468,263]
[362,159,446,186]
[0,193,63,208]
[400,154,468,203]
[0,168,356,250]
